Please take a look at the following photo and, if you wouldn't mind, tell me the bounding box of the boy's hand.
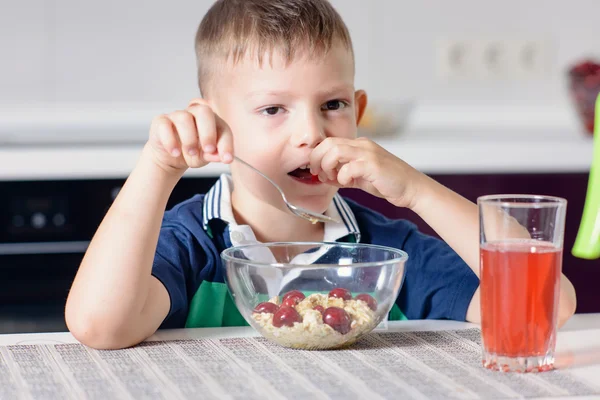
[145,99,233,174]
[309,137,424,209]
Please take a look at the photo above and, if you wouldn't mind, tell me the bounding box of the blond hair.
[194,0,353,95]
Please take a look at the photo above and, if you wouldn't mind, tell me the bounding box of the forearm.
[557,275,577,327]
[410,174,480,275]
[66,148,182,336]
[409,174,576,323]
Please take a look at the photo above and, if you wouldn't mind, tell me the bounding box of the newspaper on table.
[0,328,598,399]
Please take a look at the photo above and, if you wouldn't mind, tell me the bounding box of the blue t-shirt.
[151,194,479,329]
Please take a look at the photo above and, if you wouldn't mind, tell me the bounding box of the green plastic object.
[572,93,600,259]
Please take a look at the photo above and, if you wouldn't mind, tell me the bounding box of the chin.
[294,191,337,214]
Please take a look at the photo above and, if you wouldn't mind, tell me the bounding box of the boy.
[65,0,576,349]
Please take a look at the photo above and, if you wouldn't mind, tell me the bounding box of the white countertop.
[1,314,599,400]
[3,313,599,345]
[0,314,600,399]
[0,133,593,181]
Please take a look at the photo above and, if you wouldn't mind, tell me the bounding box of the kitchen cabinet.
[1,171,595,335]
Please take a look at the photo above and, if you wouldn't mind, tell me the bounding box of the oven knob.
[31,212,47,229]
[53,213,66,227]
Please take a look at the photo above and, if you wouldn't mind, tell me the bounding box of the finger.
[187,103,217,155]
[169,110,202,167]
[153,116,181,157]
[319,144,363,181]
[199,113,233,164]
[309,137,358,175]
[317,169,339,184]
[216,128,234,163]
[214,113,234,163]
[337,160,368,187]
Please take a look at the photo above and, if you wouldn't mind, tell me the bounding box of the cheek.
[231,158,287,210]
[232,128,286,169]
[248,147,284,179]
[234,132,281,161]
[232,134,286,188]
[328,115,358,139]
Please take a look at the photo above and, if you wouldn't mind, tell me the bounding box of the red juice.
[480,241,562,358]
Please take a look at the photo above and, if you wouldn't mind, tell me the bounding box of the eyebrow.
[245,84,354,100]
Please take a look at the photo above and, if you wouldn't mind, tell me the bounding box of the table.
[1,314,599,399]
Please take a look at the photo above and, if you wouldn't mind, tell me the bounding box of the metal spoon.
[233,156,340,224]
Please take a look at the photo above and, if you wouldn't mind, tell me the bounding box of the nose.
[290,112,325,148]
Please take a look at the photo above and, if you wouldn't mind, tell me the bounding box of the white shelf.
[0,103,593,180]
[0,135,593,181]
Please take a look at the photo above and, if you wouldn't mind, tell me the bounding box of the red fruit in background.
[328,288,352,301]
[323,307,352,334]
[253,302,279,314]
[585,73,600,89]
[570,60,600,78]
[355,294,378,311]
[313,305,325,314]
[272,306,302,328]
[585,120,594,133]
[568,59,600,135]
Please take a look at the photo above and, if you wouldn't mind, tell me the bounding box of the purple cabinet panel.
[341,173,599,314]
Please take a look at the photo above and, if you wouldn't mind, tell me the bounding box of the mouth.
[287,164,321,185]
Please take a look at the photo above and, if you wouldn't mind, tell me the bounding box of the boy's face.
[208,43,367,216]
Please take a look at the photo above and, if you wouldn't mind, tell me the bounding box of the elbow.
[65,306,140,350]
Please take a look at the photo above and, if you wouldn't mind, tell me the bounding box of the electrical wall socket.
[507,39,553,78]
[436,36,553,80]
[435,38,476,79]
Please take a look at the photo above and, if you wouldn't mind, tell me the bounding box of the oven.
[0,177,217,334]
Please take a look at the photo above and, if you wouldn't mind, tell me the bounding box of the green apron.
[184,233,407,328]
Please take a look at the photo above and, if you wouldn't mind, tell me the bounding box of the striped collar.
[202,174,361,242]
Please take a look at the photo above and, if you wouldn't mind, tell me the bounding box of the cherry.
[355,294,377,311]
[322,307,352,334]
[313,305,325,314]
[253,302,279,314]
[282,290,305,304]
[328,288,352,301]
[272,306,302,328]
[311,174,319,182]
[282,297,301,307]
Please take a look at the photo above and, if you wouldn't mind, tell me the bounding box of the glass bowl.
[221,242,408,350]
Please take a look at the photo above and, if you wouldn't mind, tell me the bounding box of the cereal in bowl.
[251,289,378,349]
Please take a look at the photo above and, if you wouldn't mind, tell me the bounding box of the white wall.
[0,0,598,134]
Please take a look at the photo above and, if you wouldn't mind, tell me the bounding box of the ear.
[354,90,368,125]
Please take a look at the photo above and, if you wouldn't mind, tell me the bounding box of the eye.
[321,100,348,111]
[260,106,283,116]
